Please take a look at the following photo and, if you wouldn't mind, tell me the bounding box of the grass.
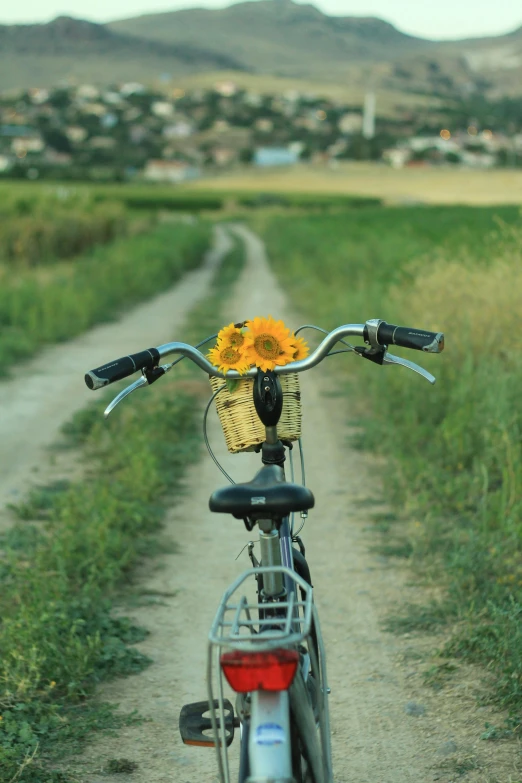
[104,758,139,773]
[384,602,453,634]
[0,220,210,373]
[0,231,246,782]
[0,390,200,782]
[258,204,522,715]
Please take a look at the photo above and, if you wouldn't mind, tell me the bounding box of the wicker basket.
[210,373,301,453]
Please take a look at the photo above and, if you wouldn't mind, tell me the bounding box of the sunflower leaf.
[226,379,240,394]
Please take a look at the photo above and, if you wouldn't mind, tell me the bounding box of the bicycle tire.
[289,670,327,783]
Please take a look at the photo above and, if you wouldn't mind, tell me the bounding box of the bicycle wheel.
[289,670,326,783]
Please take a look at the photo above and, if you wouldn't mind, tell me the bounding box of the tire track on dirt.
[68,225,441,783]
[0,225,232,528]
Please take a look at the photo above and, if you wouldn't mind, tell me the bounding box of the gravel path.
[0,225,232,526]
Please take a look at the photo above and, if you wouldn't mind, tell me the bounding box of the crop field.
[189,162,522,205]
[0,180,381,213]
[256,203,522,716]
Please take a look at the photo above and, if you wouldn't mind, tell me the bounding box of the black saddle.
[209,464,315,520]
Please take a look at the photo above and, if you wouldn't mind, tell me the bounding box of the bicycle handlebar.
[365,319,444,353]
[84,320,444,391]
[85,347,160,390]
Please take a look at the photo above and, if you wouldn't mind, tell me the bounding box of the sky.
[0,0,521,40]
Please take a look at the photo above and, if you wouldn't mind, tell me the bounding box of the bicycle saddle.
[209,464,315,519]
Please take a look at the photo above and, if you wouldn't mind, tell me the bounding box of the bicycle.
[85,318,444,783]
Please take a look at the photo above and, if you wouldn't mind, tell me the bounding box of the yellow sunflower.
[217,322,246,350]
[243,316,296,372]
[207,341,251,375]
[292,335,309,361]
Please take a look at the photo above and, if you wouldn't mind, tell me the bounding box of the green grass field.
[256,203,522,717]
[0,179,382,216]
[2,178,522,775]
[0,180,380,374]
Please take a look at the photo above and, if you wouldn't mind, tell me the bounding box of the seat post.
[258,524,284,598]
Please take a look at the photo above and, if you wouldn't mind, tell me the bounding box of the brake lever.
[104,376,148,418]
[383,352,436,384]
[103,364,169,418]
[354,346,436,384]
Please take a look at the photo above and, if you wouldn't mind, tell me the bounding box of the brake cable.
[203,384,237,485]
[295,324,357,355]
[163,333,218,372]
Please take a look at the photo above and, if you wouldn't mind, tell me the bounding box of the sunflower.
[207,341,250,375]
[243,315,297,371]
[292,335,309,361]
[217,322,246,349]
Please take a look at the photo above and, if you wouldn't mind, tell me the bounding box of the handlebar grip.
[85,348,160,390]
[376,322,444,353]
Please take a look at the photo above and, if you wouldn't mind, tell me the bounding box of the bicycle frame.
[206,422,332,783]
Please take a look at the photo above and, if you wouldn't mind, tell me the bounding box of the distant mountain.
[110,0,430,80]
[1,1,521,98]
[109,1,522,96]
[0,16,247,91]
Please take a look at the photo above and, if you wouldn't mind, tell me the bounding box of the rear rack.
[206,566,332,783]
[209,566,313,651]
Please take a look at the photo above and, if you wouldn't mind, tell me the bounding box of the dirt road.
[0,225,232,526]
[64,224,484,783]
[8,225,515,782]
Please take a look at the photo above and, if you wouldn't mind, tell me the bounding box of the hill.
[0,16,247,91]
[0,1,521,98]
[110,0,430,81]
[109,0,522,97]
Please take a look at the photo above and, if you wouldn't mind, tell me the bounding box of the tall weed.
[260,206,522,709]
[383,227,522,706]
[0,222,210,372]
[0,190,133,267]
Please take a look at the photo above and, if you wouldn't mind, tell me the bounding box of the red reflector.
[220,649,299,692]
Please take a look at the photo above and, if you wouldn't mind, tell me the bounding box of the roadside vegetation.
[0,217,210,373]
[0,180,381,377]
[0,235,246,782]
[0,181,382,214]
[0,190,131,267]
[258,204,522,719]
